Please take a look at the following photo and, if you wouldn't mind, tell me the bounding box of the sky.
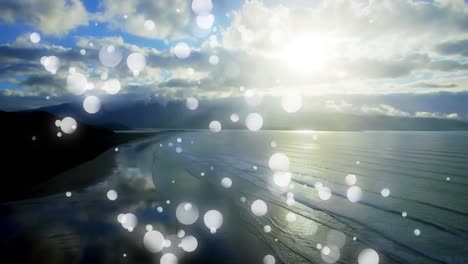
[0,0,467,119]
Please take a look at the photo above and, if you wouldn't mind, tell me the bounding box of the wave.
[121,131,468,264]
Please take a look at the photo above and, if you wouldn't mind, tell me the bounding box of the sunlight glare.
[282,34,332,73]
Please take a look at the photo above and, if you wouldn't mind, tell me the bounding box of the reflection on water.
[1,131,468,264]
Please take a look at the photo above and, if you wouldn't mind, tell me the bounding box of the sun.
[281,34,333,73]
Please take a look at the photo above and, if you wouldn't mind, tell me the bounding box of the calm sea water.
[1,131,467,264]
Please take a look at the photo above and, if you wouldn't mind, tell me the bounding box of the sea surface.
[1,131,467,264]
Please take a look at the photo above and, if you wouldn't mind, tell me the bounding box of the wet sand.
[0,133,278,264]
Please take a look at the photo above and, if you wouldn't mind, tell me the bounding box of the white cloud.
[446,113,459,119]
[0,34,219,99]
[324,100,353,111]
[2,0,468,102]
[415,111,460,119]
[99,0,190,40]
[0,0,88,35]
[222,0,468,56]
[360,104,411,117]
[320,102,462,120]
[415,111,440,118]
[214,0,468,93]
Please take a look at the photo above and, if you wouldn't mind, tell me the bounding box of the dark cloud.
[436,39,468,57]
[0,43,90,96]
[0,44,83,77]
[21,74,65,94]
[145,50,211,70]
[408,82,457,89]
[159,78,198,88]
[429,60,468,71]
[0,45,46,62]
[346,58,416,78]
[0,63,38,78]
[0,44,82,62]
[344,54,429,79]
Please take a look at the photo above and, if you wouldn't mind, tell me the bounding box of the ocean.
[1,131,467,264]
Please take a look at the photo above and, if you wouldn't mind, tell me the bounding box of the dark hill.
[0,110,137,201]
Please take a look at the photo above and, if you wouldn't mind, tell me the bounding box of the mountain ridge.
[34,99,468,131]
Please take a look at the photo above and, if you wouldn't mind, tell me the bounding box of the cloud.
[342,54,430,79]
[0,39,79,80]
[321,99,462,120]
[415,111,460,119]
[208,0,468,92]
[436,39,468,57]
[98,0,190,40]
[415,112,440,118]
[428,60,468,71]
[359,104,411,117]
[306,92,468,119]
[21,74,65,94]
[2,0,468,110]
[0,0,88,35]
[446,113,459,119]
[159,78,198,88]
[408,82,457,89]
[324,100,353,112]
[0,38,88,96]
[221,0,468,57]
[0,34,220,101]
